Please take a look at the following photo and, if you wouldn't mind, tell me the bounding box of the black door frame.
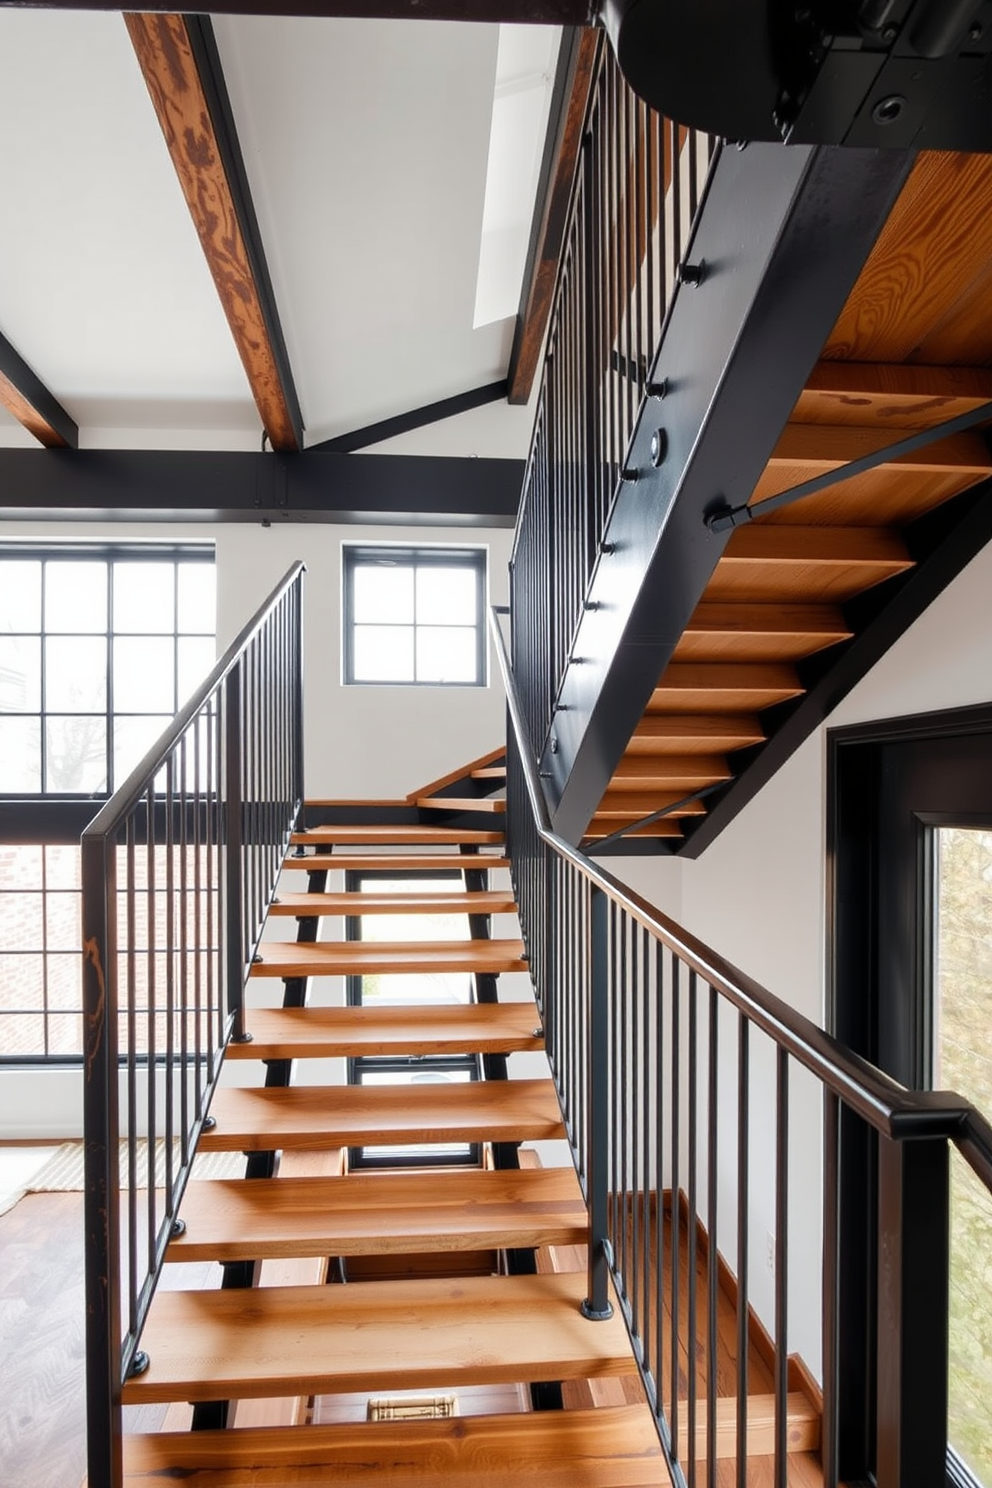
[826,700,992,1486]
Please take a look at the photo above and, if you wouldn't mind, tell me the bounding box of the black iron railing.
[492,603,992,1488]
[510,39,716,752]
[81,562,305,1488]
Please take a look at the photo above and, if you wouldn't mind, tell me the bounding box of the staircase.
[113,757,824,1486]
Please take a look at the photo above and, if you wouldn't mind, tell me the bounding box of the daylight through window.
[343,545,486,686]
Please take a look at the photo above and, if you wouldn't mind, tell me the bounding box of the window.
[0,543,216,1063]
[345,872,481,1169]
[0,544,215,795]
[342,545,486,686]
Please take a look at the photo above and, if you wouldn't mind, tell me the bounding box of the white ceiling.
[0,10,556,459]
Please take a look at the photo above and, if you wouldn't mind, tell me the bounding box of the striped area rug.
[27,1139,244,1192]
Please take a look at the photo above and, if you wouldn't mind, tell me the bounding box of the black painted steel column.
[583,883,613,1320]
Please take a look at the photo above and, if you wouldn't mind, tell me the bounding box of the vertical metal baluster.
[775,1049,789,1488]
[671,118,682,294]
[583,883,613,1322]
[642,924,652,1393]
[736,1017,750,1488]
[670,951,681,1462]
[164,753,175,1214]
[610,900,620,1257]
[146,763,158,1279]
[823,1088,840,1488]
[631,914,641,1343]
[687,967,698,1488]
[656,938,666,1418]
[224,666,244,1043]
[619,910,629,1297]
[706,984,718,1488]
[126,814,138,1349]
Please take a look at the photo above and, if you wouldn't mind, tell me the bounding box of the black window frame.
[342,543,487,688]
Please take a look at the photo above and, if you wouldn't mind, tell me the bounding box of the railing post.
[292,572,305,813]
[223,664,246,1041]
[82,831,123,1488]
[875,1134,949,1488]
[583,883,614,1321]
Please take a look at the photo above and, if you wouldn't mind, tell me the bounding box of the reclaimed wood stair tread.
[122,1271,632,1404]
[282,851,511,873]
[249,938,526,977]
[268,889,516,916]
[123,1403,665,1486]
[416,796,506,812]
[291,825,504,846]
[228,1002,544,1059]
[199,1077,564,1151]
[168,1165,586,1262]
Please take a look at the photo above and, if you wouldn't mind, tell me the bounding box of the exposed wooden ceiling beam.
[125,13,304,452]
[507,26,600,406]
[0,330,77,449]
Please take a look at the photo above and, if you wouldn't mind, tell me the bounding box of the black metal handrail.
[82,562,305,1488]
[509,38,717,757]
[492,601,992,1488]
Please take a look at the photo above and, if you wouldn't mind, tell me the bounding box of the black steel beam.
[310,381,508,453]
[681,475,992,857]
[0,2,597,17]
[0,329,78,449]
[541,141,916,844]
[0,448,524,526]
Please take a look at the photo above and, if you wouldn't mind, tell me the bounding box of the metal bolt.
[539,770,553,779]
[970,22,983,39]
[171,1218,187,1239]
[599,541,616,555]
[252,953,263,964]
[650,428,668,468]
[881,23,897,42]
[646,377,668,399]
[532,1028,543,1039]
[872,94,905,126]
[621,467,639,483]
[583,599,599,612]
[550,736,559,754]
[202,1115,217,1131]
[128,1350,150,1378]
[677,260,705,287]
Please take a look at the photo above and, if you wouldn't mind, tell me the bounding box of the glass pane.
[113,715,171,789]
[0,634,41,710]
[0,560,41,633]
[416,626,477,683]
[936,826,992,1486]
[0,1013,47,1058]
[47,953,82,1010]
[0,717,41,791]
[177,636,216,706]
[352,564,414,624]
[46,894,81,953]
[46,716,107,793]
[352,625,414,683]
[114,562,175,633]
[0,845,44,891]
[45,561,107,632]
[177,563,216,633]
[114,636,175,712]
[416,565,477,625]
[45,635,107,711]
[45,845,80,891]
[0,891,43,950]
[46,1012,82,1057]
[0,952,43,1013]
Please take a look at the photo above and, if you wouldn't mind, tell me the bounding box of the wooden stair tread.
[648,662,804,712]
[795,361,992,430]
[707,525,912,603]
[584,817,683,839]
[122,1271,633,1404]
[281,853,510,873]
[291,826,504,846]
[593,791,707,818]
[416,796,506,812]
[674,602,852,663]
[249,938,526,977]
[169,1165,586,1262]
[267,889,517,916]
[123,1403,665,1486]
[228,1002,544,1059]
[199,1077,564,1151]
[471,765,507,779]
[628,713,765,752]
